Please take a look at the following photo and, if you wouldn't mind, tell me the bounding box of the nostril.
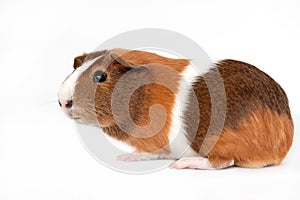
[65,100,73,108]
[58,100,62,107]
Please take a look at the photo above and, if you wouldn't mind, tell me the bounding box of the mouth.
[60,106,99,126]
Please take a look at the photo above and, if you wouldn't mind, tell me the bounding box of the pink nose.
[58,100,73,108]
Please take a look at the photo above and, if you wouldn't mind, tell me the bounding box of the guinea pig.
[58,48,294,170]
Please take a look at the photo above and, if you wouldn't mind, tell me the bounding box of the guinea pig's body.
[58,49,294,170]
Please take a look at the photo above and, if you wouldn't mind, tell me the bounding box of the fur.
[59,49,294,169]
[184,59,294,168]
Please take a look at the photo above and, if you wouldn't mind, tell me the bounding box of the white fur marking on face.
[168,62,214,158]
[58,56,103,105]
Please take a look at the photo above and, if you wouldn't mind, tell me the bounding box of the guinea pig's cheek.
[71,96,100,125]
[71,107,81,118]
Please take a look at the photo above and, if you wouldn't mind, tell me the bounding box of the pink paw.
[169,157,234,170]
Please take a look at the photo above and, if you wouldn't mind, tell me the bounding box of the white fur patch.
[58,56,102,105]
[168,62,214,158]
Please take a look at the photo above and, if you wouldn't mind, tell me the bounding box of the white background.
[1,0,300,199]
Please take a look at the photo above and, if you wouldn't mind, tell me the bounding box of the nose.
[58,100,73,108]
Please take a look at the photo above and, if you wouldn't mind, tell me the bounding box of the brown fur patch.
[110,49,190,153]
[207,106,294,168]
[74,49,189,154]
[127,82,178,153]
[114,49,189,73]
[184,59,294,168]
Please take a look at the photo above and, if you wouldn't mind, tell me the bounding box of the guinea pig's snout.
[58,99,73,109]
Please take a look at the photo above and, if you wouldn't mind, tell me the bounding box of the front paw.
[117,153,160,162]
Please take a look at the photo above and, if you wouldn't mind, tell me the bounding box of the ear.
[127,65,150,74]
[73,50,107,69]
[110,51,150,78]
[109,48,138,69]
[110,52,135,68]
[73,54,88,69]
[123,65,151,84]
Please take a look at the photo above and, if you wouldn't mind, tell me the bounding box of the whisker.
[39,99,59,106]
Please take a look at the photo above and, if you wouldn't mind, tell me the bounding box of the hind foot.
[170,157,234,170]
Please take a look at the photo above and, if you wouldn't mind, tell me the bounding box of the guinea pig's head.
[58,48,151,127]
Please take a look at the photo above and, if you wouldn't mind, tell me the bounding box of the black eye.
[93,71,107,82]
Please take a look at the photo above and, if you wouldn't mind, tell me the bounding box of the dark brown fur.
[184,59,294,168]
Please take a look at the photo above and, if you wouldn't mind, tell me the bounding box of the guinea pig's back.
[217,59,292,125]
[185,59,294,168]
